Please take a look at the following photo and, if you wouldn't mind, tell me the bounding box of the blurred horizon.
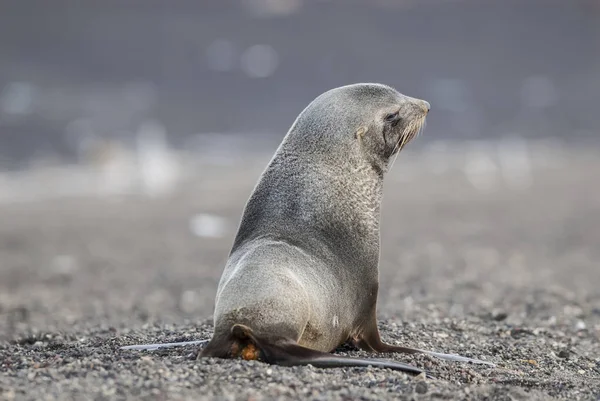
[1,0,599,171]
[0,0,598,205]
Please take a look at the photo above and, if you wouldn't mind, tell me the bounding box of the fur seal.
[122,83,495,376]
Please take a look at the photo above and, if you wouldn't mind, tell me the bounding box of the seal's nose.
[422,101,431,113]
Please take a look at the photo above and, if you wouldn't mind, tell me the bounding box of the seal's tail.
[200,323,432,378]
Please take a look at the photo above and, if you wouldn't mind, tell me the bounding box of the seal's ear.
[355,126,368,140]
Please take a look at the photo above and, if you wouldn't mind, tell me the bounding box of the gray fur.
[211,83,430,352]
[122,83,493,369]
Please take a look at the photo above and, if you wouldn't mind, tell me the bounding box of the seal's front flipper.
[120,340,208,351]
[219,324,432,377]
[354,318,496,367]
[360,339,495,367]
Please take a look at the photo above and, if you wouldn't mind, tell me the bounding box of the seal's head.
[287,83,430,175]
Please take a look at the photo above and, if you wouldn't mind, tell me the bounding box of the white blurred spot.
[463,144,499,192]
[183,133,245,166]
[521,76,558,109]
[0,82,36,115]
[50,254,78,276]
[95,140,138,195]
[189,213,228,238]
[206,39,237,72]
[242,0,302,17]
[179,290,199,314]
[136,121,181,197]
[575,320,586,331]
[332,315,339,328]
[240,45,279,78]
[497,135,533,190]
[403,296,414,310]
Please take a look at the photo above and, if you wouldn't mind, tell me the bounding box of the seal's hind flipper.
[120,340,208,351]
[218,324,432,377]
[272,347,434,378]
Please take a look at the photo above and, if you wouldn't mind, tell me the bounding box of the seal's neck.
[231,145,384,266]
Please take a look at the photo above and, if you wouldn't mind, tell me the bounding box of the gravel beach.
[1,142,599,400]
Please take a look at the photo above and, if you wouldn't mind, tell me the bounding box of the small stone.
[491,310,508,321]
[510,328,534,338]
[557,349,570,359]
[139,356,154,365]
[413,372,427,381]
[415,381,428,394]
[2,389,16,400]
[575,320,586,331]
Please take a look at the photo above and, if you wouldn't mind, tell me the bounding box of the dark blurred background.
[1,0,598,171]
[0,0,600,203]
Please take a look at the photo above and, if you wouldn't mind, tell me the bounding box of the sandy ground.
[1,143,599,400]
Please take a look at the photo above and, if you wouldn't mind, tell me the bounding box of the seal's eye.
[385,112,399,122]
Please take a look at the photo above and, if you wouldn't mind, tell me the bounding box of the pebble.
[415,381,428,394]
[491,310,508,321]
[2,389,16,400]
